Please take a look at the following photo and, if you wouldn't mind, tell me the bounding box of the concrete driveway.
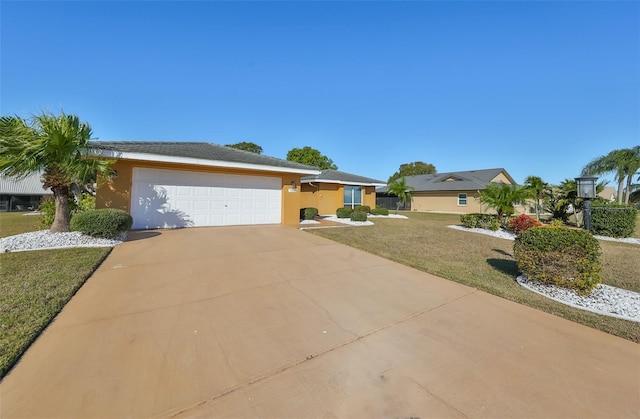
[1,225,638,418]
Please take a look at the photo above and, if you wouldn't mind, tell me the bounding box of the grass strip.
[0,247,112,378]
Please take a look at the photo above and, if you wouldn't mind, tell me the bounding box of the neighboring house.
[598,186,616,202]
[0,172,52,212]
[90,141,320,229]
[299,170,386,215]
[378,168,517,214]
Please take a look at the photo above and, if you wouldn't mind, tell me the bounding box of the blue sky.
[2,1,638,185]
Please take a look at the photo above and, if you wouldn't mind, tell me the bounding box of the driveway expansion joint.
[167,289,479,417]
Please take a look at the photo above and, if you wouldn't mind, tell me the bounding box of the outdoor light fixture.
[575,176,598,231]
[289,180,297,192]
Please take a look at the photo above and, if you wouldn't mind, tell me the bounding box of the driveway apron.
[1,225,638,418]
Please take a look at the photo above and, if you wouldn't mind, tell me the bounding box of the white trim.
[90,149,321,175]
[300,179,386,187]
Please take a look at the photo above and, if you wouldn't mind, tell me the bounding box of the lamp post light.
[575,176,598,232]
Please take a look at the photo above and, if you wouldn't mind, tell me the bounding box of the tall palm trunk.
[617,178,625,204]
[50,185,71,232]
[625,174,634,205]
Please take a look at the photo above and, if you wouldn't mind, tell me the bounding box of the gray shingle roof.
[301,170,386,186]
[0,172,51,195]
[379,168,514,193]
[89,141,320,173]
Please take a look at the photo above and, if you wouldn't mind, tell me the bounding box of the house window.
[344,186,362,208]
[458,193,467,206]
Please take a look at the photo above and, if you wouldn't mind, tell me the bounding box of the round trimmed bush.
[371,207,389,216]
[336,207,354,218]
[460,213,499,230]
[350,210,367,222]
[70,209,133,239]
[303,207,318,220]
[513,226,602,294]
[354,205,371,214]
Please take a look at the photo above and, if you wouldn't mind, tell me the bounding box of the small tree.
[479,183,528,224]
[387,161,436,184]
[286,146,338,170]
[523,175,549,221]
[386,176,414,213]
[0,111,113,232]
[226,141,263,154]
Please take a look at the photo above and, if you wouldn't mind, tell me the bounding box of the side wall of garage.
[96,160,303,227]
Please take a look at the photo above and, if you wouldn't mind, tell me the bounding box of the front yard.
[308,212,640,342]
[1,211,638,380]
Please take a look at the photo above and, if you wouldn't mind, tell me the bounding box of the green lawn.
[0,212,42,237]
[308,212,640,343]
[0,213,112,378]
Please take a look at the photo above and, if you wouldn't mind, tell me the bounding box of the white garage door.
[130,167,282,229]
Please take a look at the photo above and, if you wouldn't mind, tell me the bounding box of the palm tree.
[622,146,640,205]
[0,111,113,232]
[523,175,549,221]
[582,147,640,204]
[386,176,414,213]
[479,183,528,224]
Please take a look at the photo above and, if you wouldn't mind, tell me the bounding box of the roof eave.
[90,149,321,176]
[301,178,386,187]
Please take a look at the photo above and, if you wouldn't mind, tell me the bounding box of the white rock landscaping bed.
[448,224,640,322]
[0,230,125,253]
[517,275,640,322]
[300,213,408,228]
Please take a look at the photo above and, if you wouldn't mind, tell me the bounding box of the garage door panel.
[131,168,282,229]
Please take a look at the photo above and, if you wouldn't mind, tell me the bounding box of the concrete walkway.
[1,225,638,418]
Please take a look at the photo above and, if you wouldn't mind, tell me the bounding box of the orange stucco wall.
[300,183,377,215]
[95,159,303,225]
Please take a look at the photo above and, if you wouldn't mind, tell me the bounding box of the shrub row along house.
[300,170,386,215]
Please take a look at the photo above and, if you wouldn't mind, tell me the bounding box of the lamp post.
[575,176,598,232]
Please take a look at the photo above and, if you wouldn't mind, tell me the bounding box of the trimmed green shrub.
[354,205,371,213]
[590,203,638,238]
[550,219,564,227]
[74,194,96,213]
[336,207,354,218]
[39,196,77,229]
[350,210,368,222]
[508,214,542,236]
[302,207,318,220]
[371,207,389,216]
[460,213,499,230]
[70,208,133,239]
[514,226,602,294]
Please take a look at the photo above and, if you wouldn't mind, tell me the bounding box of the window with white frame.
[458,193,467,206]
[344,186,363,208]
